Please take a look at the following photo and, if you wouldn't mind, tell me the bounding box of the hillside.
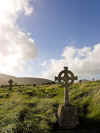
[0,81,100,132]
[0,74,54,85]
[0,74,15,85]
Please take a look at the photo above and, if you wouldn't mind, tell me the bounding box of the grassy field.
[0,81,100,132]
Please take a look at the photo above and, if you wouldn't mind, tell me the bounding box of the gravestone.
[55,67,79,129]
[8,79,13,90]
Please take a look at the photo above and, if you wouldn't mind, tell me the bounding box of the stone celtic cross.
[55,67,77,105]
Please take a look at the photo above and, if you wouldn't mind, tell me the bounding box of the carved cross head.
[55,66,78,87]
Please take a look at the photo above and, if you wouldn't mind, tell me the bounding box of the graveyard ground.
[0,81,100,132]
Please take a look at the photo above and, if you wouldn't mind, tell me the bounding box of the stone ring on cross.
[55,67,78,87]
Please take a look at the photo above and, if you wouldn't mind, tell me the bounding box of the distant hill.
[0,74,15,85]
[0,73,54,85]
[15,77,54,85]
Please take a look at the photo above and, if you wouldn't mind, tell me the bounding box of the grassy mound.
[0,81,100,132]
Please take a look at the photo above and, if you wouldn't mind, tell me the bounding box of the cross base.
[57,104,79,129]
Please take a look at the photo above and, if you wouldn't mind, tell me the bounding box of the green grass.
[0,81,100,132]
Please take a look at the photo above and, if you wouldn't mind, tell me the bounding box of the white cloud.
[0,0,33,24]
[41,61,48,67]
[41,44,100,80]
[0,0,37,75]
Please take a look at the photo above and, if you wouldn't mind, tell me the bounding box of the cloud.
[41,44,100,80]
[0,0,37,75]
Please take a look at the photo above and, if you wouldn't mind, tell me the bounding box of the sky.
[1,0,100,80]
